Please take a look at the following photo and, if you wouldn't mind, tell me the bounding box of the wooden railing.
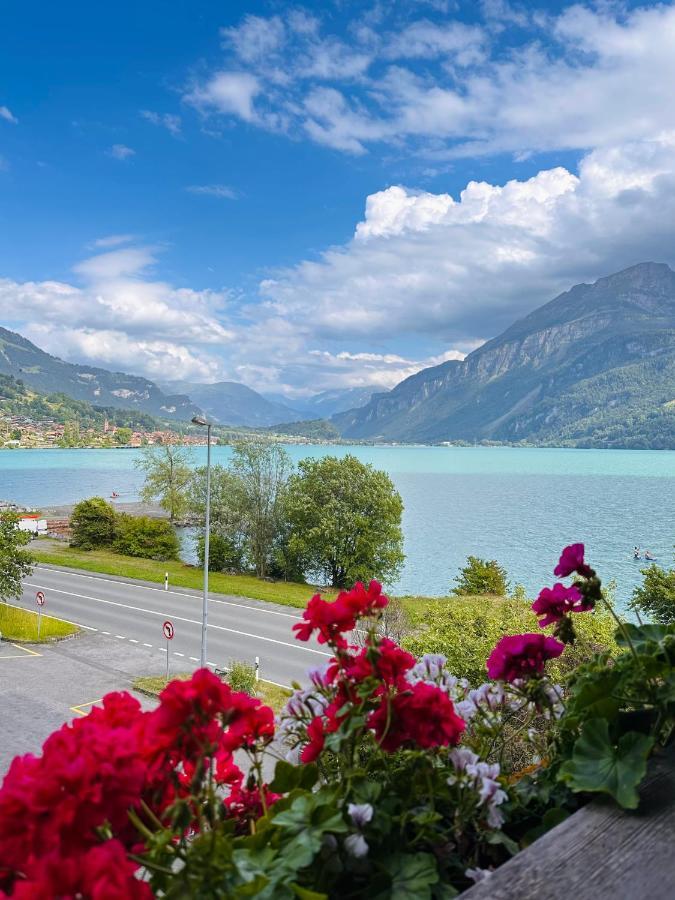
[461,745,675,899]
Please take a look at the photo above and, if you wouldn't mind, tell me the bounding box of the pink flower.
[531,583,593,627]
[486,633,565,682]
[554,543,593,579]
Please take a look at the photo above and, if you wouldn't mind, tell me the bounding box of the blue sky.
[2,0,675,396]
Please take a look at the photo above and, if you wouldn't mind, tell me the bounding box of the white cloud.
[6,135,675,397]
[140,110,182,135]
[92,234,135,249]
[185,71,261,122]
[108,143,136,160]
[186,184,237,199]
[0,105,18,124]
[183,3,675,158]
[258,133,675,346]
[0,244,234,383]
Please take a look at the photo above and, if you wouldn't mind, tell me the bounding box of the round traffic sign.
[35,591,45,607]
[163,620,174,640]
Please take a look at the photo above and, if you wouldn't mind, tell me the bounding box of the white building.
[17,515,48,535]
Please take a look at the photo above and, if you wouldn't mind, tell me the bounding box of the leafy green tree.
[114,427,133,445]
[70,497,117,550]
[631,557,675,623]
[113,514,179,561]
[0,512,33,602]
[196,532,243,573]
[192,441,292,578]
[136,444,193,522]
[452,556,509,596]
[285,454,405,588]
[229,439,292,578]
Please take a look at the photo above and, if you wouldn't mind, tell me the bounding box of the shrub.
[69,497,116,550]
[196,532,244,572]
[403,595,616,686]
[631,559,675,623]
[113,515,179,561]
[452,556,509,596]
[225,659,257,695]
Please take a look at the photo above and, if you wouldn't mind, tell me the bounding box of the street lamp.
[191,415,212,667]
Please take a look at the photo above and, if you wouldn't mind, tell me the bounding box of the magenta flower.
[486,633,565,683]
[554,543,594,579]
[531,583,593,627]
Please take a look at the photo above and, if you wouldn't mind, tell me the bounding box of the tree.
[0,512,33,602]
[136,444,193,522]
[284,454,405,588]
[631,558,675,623]
[113,515,179,561]
[114,427,133,445]
[230,439,292,578]
[196,532,243,573]
[191,440,292,578]
[452,556,509,597]
[70,497,117,550]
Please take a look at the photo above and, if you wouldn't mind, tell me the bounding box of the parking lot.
[0,631,165,774]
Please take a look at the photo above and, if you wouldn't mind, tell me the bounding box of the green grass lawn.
[133,673,291,712]
[31,542,332,609]
[0,603,78,642]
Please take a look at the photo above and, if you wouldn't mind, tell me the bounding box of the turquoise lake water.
[1,445,673,610]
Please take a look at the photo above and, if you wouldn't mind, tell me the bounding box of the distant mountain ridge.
[335,263,675,449]
[263,386,382,420]
[162,380,303,427]
[0,327,201,421]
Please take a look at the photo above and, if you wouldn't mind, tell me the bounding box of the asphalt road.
[16,565,330,687]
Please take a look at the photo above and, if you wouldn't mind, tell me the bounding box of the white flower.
[466,867,492,884]
[347,803,374,829]
[345,833,369,858]
[449,747,479,774]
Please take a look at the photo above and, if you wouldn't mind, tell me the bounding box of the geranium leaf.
[559,718,654,809]
[383,852,439,900]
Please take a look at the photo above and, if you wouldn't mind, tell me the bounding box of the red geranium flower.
[531,582,593,627]
[486,633,565,682]
[293,581,388,648]
[368,682,465,752]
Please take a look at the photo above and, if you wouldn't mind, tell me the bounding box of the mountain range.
[2,262,674,447]
[0,326,380,429]
[0,327,200,421]
[335,262,675,449]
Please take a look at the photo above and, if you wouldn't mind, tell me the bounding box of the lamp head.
[191,415,209,426]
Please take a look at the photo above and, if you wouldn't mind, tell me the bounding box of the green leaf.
[291,886,328,900]
[269,760,302,793]
[615,622,671,652]
[485,829,519,856]
[384,853,439,900]
[559,718,654,809]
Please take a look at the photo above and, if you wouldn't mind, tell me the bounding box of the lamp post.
[191,415,212,667]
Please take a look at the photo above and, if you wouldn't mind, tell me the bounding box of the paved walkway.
[0,631,163,775]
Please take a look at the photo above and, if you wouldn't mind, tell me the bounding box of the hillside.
[163,380,302,427]
[0,374,170,438]
[0,328,201,421]
[335,263,675,449]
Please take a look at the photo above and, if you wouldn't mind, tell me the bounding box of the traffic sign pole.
[35,592,46,640]
[162,621,174,682]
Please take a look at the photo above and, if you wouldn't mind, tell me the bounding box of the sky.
[2,0,675,399]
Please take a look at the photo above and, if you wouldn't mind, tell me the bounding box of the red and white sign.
[162,620,174,641]
[35,591,46,607]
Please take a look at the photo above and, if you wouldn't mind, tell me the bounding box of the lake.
[1,445,673,610]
